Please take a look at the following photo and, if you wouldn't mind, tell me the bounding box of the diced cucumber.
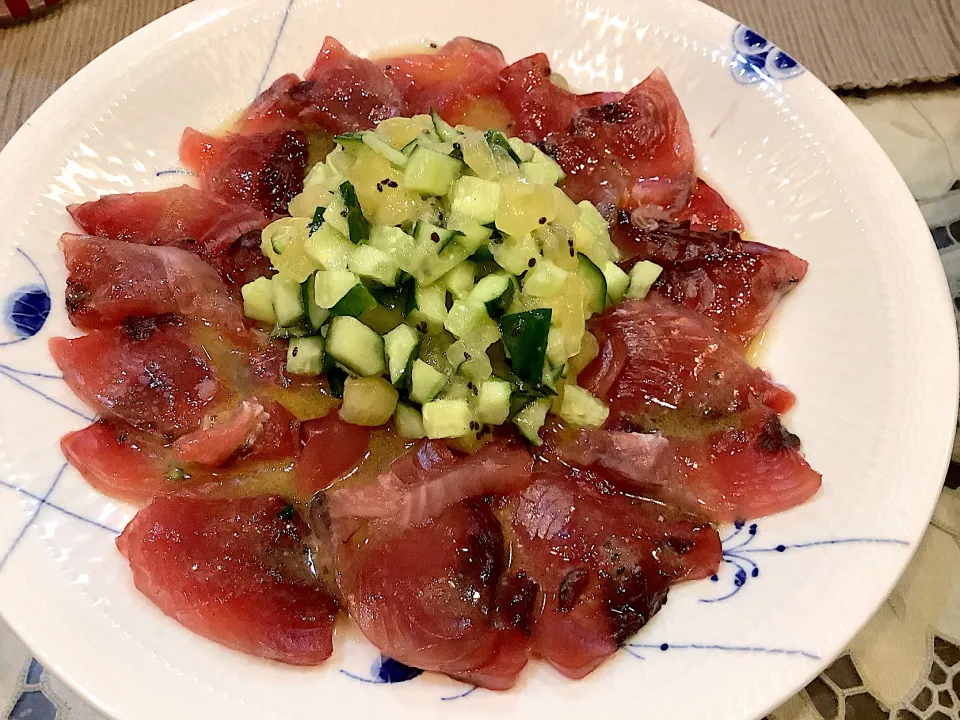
[413,220,460,251]
[270,324,313,340]
[460,131,498,180]
[341,376,398,426]
[507,136,535,163]
[384,323,420,387]
[302,273,330,330]
[368,275,415,314]
[410,359,448,404]
[394,402,426,439]
[626,260,663,299]
[322,193,350,237]
[513,397,552,445]
[431,110,461,142]
[325,316,385,377]
[313,270,360,309]
[349,244,400,286]
[273,274,305,327]
[450,176,500,224]
[546,326,568,367]
[559,385,610,428]
[499,308,552,385]
[523,259,569,298]
[362,130,410,168]
[403,147,462,196]
[458,352,494,383]
[445,215,493,249]
[408,284,447,333]
[335,132,365,154]
[241,277,276,324]
[377,115,434,149]
[602,261,630,304]
[577,253,607,315]
[330,284,378,318]
[422,399,473,439]
[287,337,325,376]
[491,233,539,275]
[520,160,564,186]
[475,379,511,424]
[496,179,558,237]
[305,224,355,270]
[444,301,490,338]
[467,273,515,317]
[577,200,609,240]
[484,128,523,164]
[442,261,476,300]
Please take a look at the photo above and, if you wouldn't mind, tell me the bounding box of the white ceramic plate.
[0,0,955,718]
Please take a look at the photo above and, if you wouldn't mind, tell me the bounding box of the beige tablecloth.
[1,3,959,719]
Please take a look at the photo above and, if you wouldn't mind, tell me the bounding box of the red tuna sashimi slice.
[302,37,405,132]
[172,400,267,467]
[609,220,808,345]
[196,228,275,291]
[558,403,822,522]
[63,401,301,504]
[653,242,808,346]
[60,233,244,332]
[319,499,530,689]
[118,495,339,664]
[378,37,506,120]
[67,185,267,256]
[180,128,308,217]
[552,69,695,217]
[50,318,225,438]
[61,420,174,504]
[237,73,309,134]
[583,296,795,423]
[326,438,534,526]
[497,53,623,143]
[508,468,720,679]
[611,219,743,265]
[242,398,300,462]
[673,179,744,233]
[240,39,404,135]
[295,411,372,498]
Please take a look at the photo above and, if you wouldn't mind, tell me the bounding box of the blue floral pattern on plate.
[730,24,804,85]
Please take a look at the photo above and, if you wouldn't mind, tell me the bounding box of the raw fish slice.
[553,69,695,216]
[60,233,245,332]
[118,495,339,665]
[180,128,308,217]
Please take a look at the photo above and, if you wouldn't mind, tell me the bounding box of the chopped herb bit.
[484,128,523,164]
[277,504,296,522]
[166,466,188,482]
[498,309,552,385]
[309,205,326,234]
[339,180,370,244]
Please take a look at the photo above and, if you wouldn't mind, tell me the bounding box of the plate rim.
[0,0,956,718]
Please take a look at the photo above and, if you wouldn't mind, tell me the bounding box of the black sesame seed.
[528,258,537,268]
[569,247,576,257]
[463,351,471,360]
[467,382,474,390]
[453,142,461,151]
[292,347,299,357]
[429,42,438,48]
[539,216,547,225]
[418,322,428,333]
[431,231,440,243]
[476,431,483,440]
[340,209,348,217]
[385,64,393,70]
[376,183,383,192]
[388,180,399,188]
